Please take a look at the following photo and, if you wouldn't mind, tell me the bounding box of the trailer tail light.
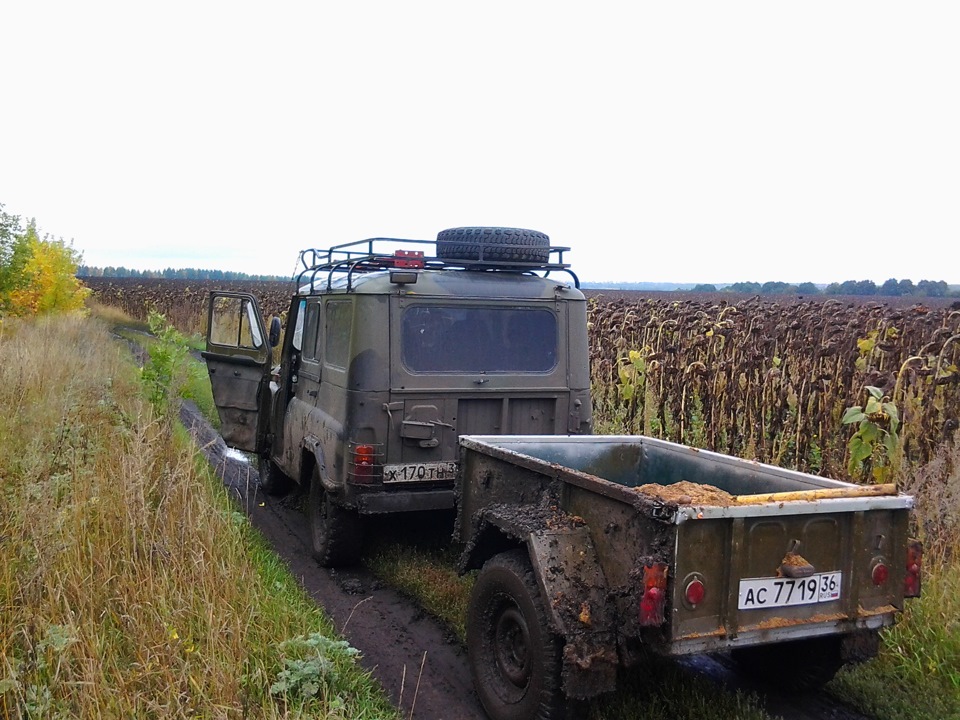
[904,539,922,598]
[871,560,889,586]
[349,444,377,484]
[639,563,669,626]
[684,577,706,608]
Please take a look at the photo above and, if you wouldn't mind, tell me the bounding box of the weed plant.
[0,315,394,719]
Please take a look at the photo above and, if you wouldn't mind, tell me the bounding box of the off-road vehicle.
[202,227,591,566]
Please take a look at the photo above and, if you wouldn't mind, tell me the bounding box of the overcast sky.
[2,2,957,285]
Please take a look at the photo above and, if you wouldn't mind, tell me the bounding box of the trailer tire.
[436,227,550,264]
[467,550,564,720]
[731,635,844,691]
[257,455,292,496]
[307,468,362,567]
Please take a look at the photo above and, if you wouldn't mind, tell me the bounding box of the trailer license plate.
[738,572,842,610]
[383,461,458,483]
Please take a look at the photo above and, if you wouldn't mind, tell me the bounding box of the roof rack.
[296,237,579,293]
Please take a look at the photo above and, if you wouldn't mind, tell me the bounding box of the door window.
[210,295,264,349]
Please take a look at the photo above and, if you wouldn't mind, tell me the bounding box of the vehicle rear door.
[202,292,271,453]
[387,297,568,479]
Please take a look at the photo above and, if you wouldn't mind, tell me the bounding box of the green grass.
[827,555,960,719]
[106,311,219,428]
[365,541,473,643]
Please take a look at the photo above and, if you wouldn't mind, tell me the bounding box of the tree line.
[77,265,287,282]
[692,278,956,297]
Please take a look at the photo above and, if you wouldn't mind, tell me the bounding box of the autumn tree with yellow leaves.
[0,203,89,317]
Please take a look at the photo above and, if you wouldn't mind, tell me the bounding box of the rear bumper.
[356,488,455,514]
[664,610,897,656]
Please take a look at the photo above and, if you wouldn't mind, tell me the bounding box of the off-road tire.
[467,549,564,720]
[731,635,845,692]
[307,468,363,567]
[436,227,550,264]
[257,455,292,496]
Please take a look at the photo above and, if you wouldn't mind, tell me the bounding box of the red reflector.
[904,539,922,598]
[684,578,706,607]
[871,562,889,586]
[394,250,425,268]
[639,563,668,626]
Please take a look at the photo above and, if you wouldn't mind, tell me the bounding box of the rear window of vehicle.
[402,306,557,373]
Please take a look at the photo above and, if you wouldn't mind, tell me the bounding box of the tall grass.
[0,315,395,719]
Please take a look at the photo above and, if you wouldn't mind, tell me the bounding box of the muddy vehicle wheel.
[467,549,563,720]
[436,227,550,263]
[731,635,845,691]
[307,469,363,567]
[257,455,292,496]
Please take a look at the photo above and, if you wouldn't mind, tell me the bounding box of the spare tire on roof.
[436,226,550,263]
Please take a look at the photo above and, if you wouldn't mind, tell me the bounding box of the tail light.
[639,563,669,626]
[684,576,706,608]
[871,560,889,586]
[904,539,922,598]
[350,444,377,484]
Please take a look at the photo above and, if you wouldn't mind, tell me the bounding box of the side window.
[291,300,306,351]
[210,296,263,349]
[325,300,352,368]
[302,301,322,362]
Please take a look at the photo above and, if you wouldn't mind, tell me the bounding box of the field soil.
[179,400,874,720]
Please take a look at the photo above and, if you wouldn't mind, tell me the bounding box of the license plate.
[383,461,458,483]
[738,572,842,610]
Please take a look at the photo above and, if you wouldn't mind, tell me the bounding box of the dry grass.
[0,315,394,719]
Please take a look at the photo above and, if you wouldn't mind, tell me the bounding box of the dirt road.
[180,401,873,720]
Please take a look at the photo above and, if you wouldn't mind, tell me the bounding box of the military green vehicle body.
[202,230,591,566]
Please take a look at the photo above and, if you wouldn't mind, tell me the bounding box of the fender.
[462,505,618,699]
[301,435,338,494]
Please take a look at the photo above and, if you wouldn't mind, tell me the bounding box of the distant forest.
[585,278,959,298]
[78,266,958,298]
[77,266,289,282]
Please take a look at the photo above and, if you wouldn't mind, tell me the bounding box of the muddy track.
[178,401,874,720]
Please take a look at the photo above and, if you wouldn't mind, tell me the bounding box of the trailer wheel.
[436,227,550,263]
[257,455,292,496]
[307,468,363,567]
[731,635,845,691]
[467,550,563,720]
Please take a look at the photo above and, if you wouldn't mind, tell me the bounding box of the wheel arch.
[461,508,620,700]
[300,436,338,495]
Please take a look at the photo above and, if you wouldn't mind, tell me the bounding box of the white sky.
[1,2,957,285]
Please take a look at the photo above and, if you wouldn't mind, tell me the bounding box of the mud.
[636,480,736,507]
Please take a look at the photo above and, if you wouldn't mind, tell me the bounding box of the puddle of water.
[224,448,251,464]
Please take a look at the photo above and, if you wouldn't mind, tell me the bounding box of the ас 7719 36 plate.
[738,572,842,610]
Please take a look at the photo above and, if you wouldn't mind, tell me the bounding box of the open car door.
[202,292,271,453]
